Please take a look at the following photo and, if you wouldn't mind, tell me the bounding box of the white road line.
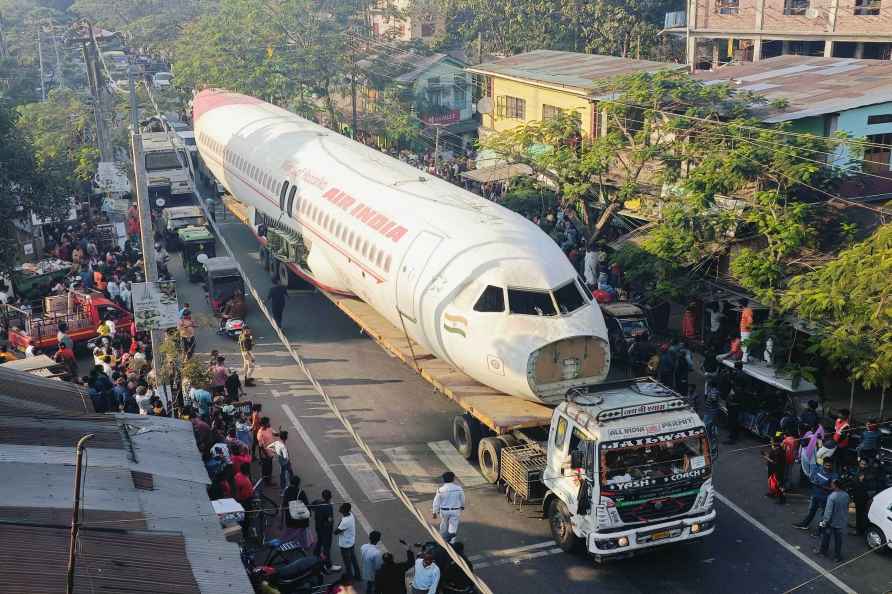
[474,547,564,569]
[281,404,372,534]
[468,540,556,562]
[427,440,488,487]
[341,453,396,503]
[383,446,439,495]
[715,491,857,594]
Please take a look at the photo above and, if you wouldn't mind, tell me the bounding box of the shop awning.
[462,163,533,184]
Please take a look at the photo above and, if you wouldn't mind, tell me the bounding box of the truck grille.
[617,492,697,524]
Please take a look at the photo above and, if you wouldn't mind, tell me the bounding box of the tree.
[15,88,99,190]
[435,0,678,60]
[781,224,892,390]
[0,99,70,272]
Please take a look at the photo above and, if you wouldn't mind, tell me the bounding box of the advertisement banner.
[132,281,179,331]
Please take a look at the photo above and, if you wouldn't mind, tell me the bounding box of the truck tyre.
[478,437,503,484]
[497,434,519,448]
[453,414,481,461]
[548,499,580,553]
[259,247,269,271]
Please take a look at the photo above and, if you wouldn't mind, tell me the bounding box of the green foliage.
[15,88,99,186]
[438,0,678,60]
[0,99,70,272]
[610,242,693,303]
[781,224,892,389]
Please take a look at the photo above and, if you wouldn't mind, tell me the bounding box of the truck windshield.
[600,429,708,490]
[145,150,183,171]
[618,318,648,337]
[171,216,205,229]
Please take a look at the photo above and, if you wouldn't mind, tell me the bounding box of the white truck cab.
[142,132,193,203]
[543,380,716,560]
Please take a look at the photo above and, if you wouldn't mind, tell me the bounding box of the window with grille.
[496,96,526,119]
[542,104,562,120]
[854,0,881,14]
[784,0,810,15]
[864,133,892,173]
[715,0,739,14]
[868,114,892,125]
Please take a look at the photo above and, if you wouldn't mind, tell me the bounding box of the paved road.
[144,206,885,594]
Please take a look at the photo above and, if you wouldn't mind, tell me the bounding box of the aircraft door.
[395,231,442,322]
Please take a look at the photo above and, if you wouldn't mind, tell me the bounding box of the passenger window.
[554,280,587,314]
[279,181,289,211]
[376,252,384,267]
[508,288,556,316]
[384,255,392,272]
[370,246,377,262]
[473,285,505,313]
[554,416,568,450]
[287,186,297,217]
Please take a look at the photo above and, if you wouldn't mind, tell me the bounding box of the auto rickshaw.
[162,206,207,251]
[178,225,216,282]
[202,256,244,314]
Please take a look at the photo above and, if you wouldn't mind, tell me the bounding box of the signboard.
[422,110,461,125]
[601,426,705,450]
[607,467,709,492]
[597,398,688,422]
[132,280,179,331]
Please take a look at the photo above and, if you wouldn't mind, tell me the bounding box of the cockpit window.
[554,280,587,314]
[508,288,556,316]
[577,276,594,301]
[473,285,505,312]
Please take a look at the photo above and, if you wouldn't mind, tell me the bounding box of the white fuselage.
[193,90,610,401]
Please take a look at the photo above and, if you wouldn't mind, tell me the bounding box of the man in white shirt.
[583,245,597,288]
[359,530,383,594]
[410,550,440,594]
[432,471,465,544]
[335,502,361,579]
[119,282,132,310]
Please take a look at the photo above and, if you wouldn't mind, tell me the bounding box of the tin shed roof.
[0,365,93,415]
[467,50,679,95]
[693,55,892,122]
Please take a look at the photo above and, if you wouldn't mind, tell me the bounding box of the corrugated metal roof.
[0,524,202,594]
[0,415,124,448]
[118,414,210,484]
[0,365,93,415]
[693,55,892,122]
[0,506,147,528]
[467,50,680,95]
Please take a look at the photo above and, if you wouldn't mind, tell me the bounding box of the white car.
[152,71,173,89]
[867,486,892,551]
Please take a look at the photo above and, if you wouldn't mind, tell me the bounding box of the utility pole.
[50,21,64,89]
[127,62,165,410]
[66,433,94,594]
[82,22,112,162]
[0,11,8,59]
[350,52,358,139]
[37,25,46,101]
[433,124,441,168]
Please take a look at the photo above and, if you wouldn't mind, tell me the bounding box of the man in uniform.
[432,471,464,544]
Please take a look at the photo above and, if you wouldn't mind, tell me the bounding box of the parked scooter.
[219,317,245,340]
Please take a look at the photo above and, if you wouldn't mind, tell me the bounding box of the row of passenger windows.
[473,279,591,315]
[197,130,392,275]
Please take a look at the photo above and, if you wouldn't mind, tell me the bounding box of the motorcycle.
[265,555,325,594]
[218,317,245,340]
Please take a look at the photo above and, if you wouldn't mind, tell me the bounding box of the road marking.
[383,446,438,495]
[474,547,564,569]
[715,491,857,594]
[468,540,556,562]
[340,453,396,503]
[281,404,372,534]
[427,440,488,487]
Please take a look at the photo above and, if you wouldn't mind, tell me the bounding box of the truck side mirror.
[571,450,585,470]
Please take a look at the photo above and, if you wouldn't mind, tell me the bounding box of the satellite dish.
[476,97,493,115]
[196,253,209,265]
[155,197,166,207]
[805,7,819,18]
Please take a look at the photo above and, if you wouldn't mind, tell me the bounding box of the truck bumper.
[587,510,716,560]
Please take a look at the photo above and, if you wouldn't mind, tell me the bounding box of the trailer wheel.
[452,414,481,460]
[478,437,503,484]
[497,434,519,448]
[548,499,580,553]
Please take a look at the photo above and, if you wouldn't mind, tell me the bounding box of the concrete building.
[663,0,892,67]
[370,0,444,44]
[694,55,892,193]
[467,50,679,140]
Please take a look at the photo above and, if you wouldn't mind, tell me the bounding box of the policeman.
[432,471,465,543]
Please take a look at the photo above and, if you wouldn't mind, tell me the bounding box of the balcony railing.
[664,10,687,28]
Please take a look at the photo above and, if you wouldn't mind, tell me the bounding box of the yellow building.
[467,50,680,139]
